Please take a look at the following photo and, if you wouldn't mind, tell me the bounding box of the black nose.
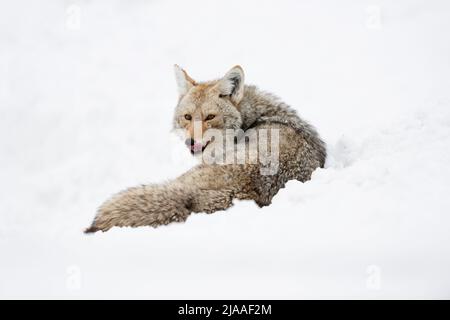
[185,138,195,146]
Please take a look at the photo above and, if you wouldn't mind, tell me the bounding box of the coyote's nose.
[185,138,195,146]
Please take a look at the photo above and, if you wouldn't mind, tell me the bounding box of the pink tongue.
[192,142,203,152]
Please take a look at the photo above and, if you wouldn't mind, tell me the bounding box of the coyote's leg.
[175,164,258,212]
[189,189,234,213]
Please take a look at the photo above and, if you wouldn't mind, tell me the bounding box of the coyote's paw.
[190,190,234,214]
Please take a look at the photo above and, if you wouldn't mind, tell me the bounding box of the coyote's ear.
[174,64,196,97]
[216,65,245,104]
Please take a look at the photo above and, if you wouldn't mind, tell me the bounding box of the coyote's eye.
[205,114,215,121]
[184,114,192,120]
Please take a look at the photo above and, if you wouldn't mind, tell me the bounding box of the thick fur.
[85,66,326,233]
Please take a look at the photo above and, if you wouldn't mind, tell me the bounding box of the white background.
[1,0,450,298]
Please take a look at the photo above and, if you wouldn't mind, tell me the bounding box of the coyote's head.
[173,65,244,154]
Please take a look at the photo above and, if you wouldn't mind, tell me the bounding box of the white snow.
[1,0,450,299]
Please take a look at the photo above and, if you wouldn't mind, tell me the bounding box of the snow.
[1,0,450,299]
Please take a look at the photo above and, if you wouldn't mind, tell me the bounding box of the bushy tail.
[85,165,238,233]
[85,184,193,233]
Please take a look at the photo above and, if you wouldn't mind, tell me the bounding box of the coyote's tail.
[84,183,195,233]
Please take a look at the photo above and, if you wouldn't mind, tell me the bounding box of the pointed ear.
[215,65,245,104]
[174,64,196,97]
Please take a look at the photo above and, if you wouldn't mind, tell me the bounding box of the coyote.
[85,65,326,233]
